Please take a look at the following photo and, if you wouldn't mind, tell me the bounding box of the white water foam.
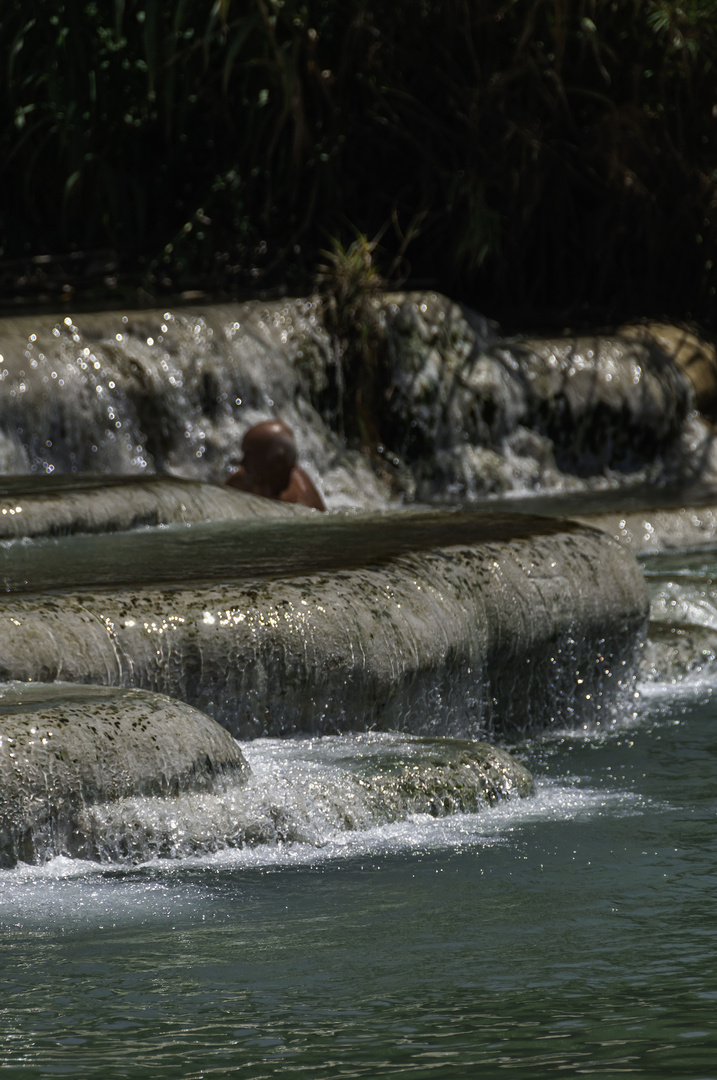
[0,771,649,935]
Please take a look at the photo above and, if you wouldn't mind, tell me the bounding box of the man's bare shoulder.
[225,466,250,493]
[280,466,326,511]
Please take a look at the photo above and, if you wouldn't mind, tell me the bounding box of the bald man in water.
[225,420,326,511]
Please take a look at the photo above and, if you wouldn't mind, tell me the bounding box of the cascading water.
[3,298,717,1076]
[71,733,534,865]
[0,294,714,505]
[0,301,388,507]
[0,294,706,872]
[0,506,647,741]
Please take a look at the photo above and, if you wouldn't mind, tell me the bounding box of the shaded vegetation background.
[1,0,716,325]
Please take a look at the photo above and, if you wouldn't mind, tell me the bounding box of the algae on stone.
[0,682,248,867]
[0,523,648,742]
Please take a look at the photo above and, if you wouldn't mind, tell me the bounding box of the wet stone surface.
[0,525,648,741]
[0,682,248,868]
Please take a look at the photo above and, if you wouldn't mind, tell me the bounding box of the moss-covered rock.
[0,516,648,742]
[0,682,248,867]
[362,737,534,816]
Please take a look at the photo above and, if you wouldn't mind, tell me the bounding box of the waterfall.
[0,510,647,740]
[0,294,712,505]
[2,293,702,868]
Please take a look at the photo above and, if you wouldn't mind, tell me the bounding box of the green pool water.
[3,537,717,1079]
[2,683,716,1079]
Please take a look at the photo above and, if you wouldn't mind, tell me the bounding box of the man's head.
[240,420,298,495]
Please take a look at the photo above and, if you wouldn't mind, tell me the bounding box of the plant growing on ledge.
[315,233,384,333]
[314,232,388,454]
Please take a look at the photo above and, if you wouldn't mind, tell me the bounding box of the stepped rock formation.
[0,297,695,866]
[76,735,536,865]
[0,511,648,741]
[0,294,713,506]
[0,474,308,540]
[0,682,248,867]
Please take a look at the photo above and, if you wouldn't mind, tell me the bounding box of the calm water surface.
[2,558,717,1078]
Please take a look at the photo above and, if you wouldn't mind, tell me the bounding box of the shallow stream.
[2,546,716,1078]
[1,297,716,1075]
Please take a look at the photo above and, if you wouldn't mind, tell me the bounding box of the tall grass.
[0,0,715,323]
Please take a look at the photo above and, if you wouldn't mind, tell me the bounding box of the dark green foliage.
[0,0,716,323]
[313,232,387,449]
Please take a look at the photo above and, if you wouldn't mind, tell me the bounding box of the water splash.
[0,296,712,508]
[640,550,717,690]
[0,525,647,740]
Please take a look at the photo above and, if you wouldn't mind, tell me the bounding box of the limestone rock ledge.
[0,516,649,742]
[0,297,712,507]
[0,474,307,541]
[0,682,248,868]
[75,735,535,864]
